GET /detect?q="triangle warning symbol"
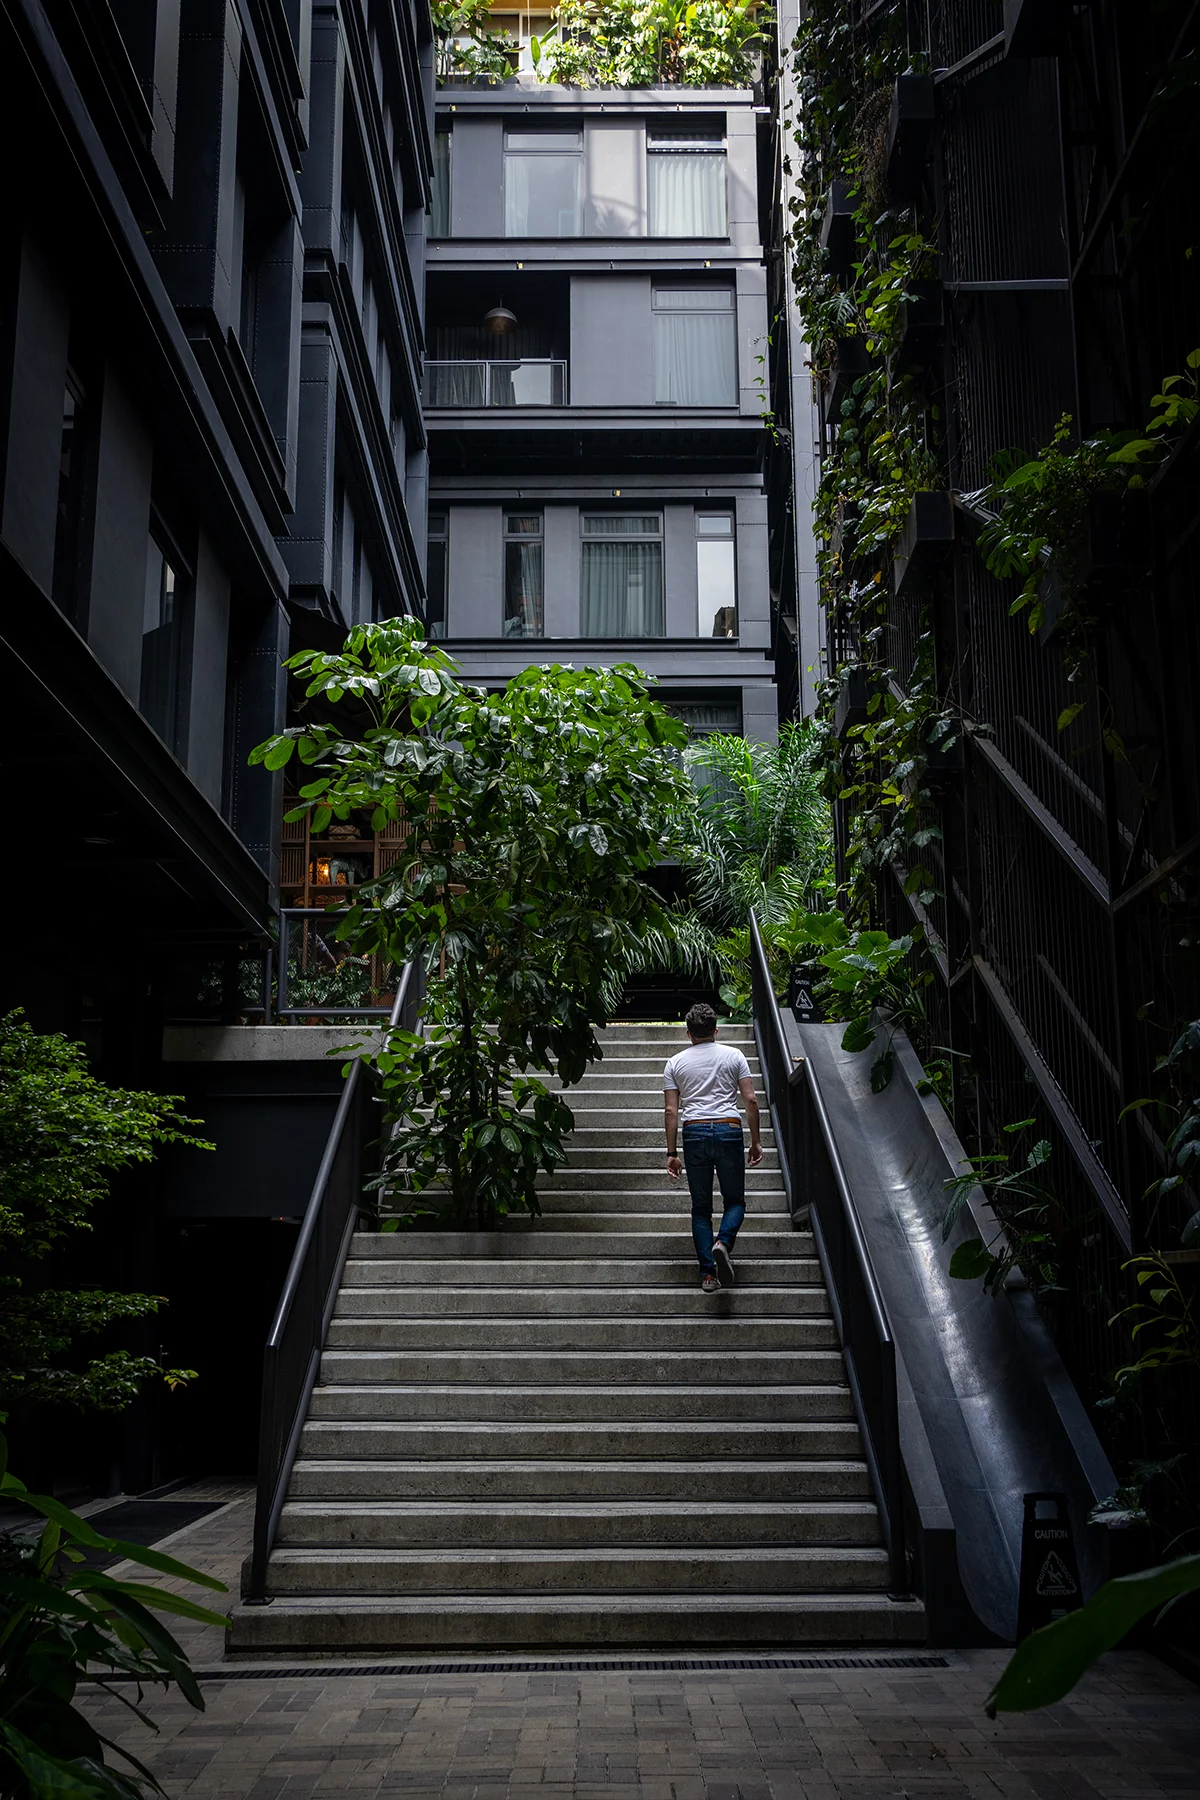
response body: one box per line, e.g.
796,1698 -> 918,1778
1035,1550 -> 1079,1598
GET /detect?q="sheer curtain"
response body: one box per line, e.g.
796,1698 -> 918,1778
581,541 -> 664,638
648,153 -> 726,236
653,309 -> 737,405
504,541 -> 544,636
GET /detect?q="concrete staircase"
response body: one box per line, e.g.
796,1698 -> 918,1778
231,1023 -> 924,1650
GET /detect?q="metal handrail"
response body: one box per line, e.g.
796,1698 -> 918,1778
245,961 -> 419,1603
747,912 -> 908,1598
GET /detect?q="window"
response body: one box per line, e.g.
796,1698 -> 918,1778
504,513 -> 544,638
581,514 -> 663,639
696,512 -> 737,637
504,129 -> 582,238
53,367 -> 89,619
648,125 -> 727,236
431,131 -> 451,236
140,534 -> 185,752
652,287 -> 737,406
666,698 -> 743,737
427,512 -> 448,638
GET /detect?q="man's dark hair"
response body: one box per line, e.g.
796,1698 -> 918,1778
685,1002 -> 718,1040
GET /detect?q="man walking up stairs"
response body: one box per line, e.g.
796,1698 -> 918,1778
231,1021 -> 924,1651
664,1001 -> 762,1292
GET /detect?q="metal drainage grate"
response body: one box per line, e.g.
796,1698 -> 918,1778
89,1653 -> 948,1682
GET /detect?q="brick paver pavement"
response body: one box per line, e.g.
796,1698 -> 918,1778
75,1485 -> 1200,1800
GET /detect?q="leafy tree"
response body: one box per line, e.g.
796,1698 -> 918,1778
432,0 -> 515,83
0,1430 -> 226,1798
681,723 -> 833,931
251,620 -> 689,1227
0,1014 -> 209,1415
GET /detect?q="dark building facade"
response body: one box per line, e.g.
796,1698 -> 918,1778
802,0 -> 1200,1514
423,73 -> 782,742
1,0 -> 433,1486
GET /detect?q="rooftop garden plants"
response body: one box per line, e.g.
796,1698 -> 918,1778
434,0 -> 768,86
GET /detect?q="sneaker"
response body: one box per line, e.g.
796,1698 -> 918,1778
713,1241 -> 735,1286
701,1274 -> 721,1293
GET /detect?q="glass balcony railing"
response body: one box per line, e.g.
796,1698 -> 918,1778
425,359 -> 568,408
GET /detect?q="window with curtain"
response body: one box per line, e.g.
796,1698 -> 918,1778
696,511 -> 737,637
427,511 -> 448,639
647,126 -> 727,236
504,513 -> 544,637
581,514 -> 664,639
431,132 -> 451,235
504,130 -> 582,237
652,287 -> 737,406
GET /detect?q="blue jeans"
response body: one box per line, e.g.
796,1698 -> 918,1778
682,1120 -> 746,1275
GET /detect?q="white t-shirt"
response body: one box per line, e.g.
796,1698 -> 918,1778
663,1040 -> 753,1125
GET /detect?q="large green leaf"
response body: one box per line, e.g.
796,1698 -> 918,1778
986,1554 -> 1200,1715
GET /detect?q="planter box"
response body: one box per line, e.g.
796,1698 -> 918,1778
822,337 -> 871,424
818,180 -> 859,278
1005,0 -> 1065,56
834,666 -> 870,738
893,492 -> 955,598
885,74 -> 936,203
891,279 -> 944,375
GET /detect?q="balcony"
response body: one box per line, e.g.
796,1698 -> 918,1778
425,358 -> 569,408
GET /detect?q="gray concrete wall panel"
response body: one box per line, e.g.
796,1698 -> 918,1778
570,276 -> 652,406
451,119 -> 503,239
585,120 -> 645,238
736,263 -> 768,416
0,238 -> 69,596
86,365 -> 154,702
542,502 -> 578,637
448,504 -> 502,634
663,504 -> 696,638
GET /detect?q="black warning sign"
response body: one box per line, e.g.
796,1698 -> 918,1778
1017,1492 -> 1084,1639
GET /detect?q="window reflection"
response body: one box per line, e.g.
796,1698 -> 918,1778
696,512 -> 737,637
504,512 -> 544,637
505,129 -> 582,237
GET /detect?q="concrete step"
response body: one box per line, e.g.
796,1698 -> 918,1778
556,1146 -> 780,1167
318,1347 -> 846,1385
516,1214 -> 790,1238
532,1191 -> 785,1216
533,1168 -> 786,1191
263,1544 -> 888,1595
347,1230 -> 806,1259
298,1419 -> 865,1460
275,1499 -> 883,1550
332,1283 -> 829,1316
550,1075 -> 764,1095
342,1257 -> 818,1289
574,1058 -> 764,1077
306,1383 -> 856,1423
555,1089 -> 766,1108
324,1316 -> 836,1352
229,1592 -> 925,1651
286,1458 -> 872,1502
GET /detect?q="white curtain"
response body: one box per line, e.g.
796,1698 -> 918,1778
653,310 -> 737,405
581,542 -> 664,638
648,153 -> 726,237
